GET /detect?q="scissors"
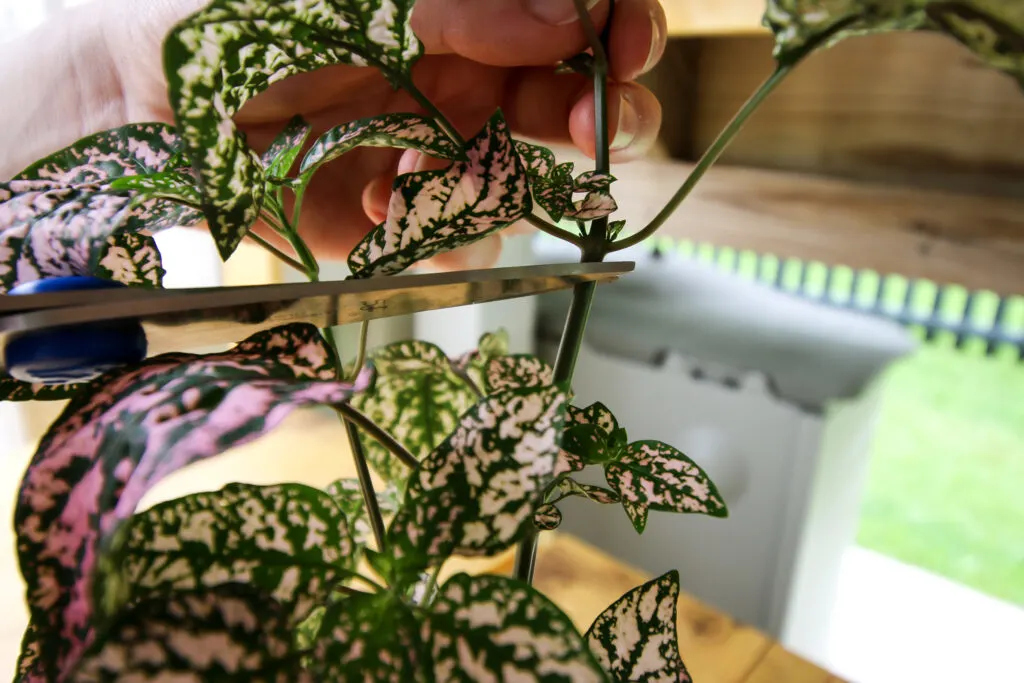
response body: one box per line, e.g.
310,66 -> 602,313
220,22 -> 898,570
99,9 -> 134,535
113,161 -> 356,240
0,261 -> 633,385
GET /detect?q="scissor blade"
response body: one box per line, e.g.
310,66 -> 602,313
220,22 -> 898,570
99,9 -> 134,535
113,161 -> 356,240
0,262 -> 632,359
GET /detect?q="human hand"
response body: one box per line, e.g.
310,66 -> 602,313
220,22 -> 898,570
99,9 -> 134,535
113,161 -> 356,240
101,0 -> 667,269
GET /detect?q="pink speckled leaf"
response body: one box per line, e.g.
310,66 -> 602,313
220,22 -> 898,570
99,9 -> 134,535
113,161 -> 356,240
301,113 -> 461,177
428,573 -> 610,683
585,571 -> 691,682
574,171 -> 616,193
515,140 -> 558,178
453,329 -> 510,392
605,441 -> 728,534
164,0 -> 422,260
105,482 -> 357,627
13,323 -> 371,681
386,385 -> 568,586
558,402 -> 628,473
532,162 -> 576,223
74,585 -> 306,682
533,503 -> 563,531
483,354 -> 554,393
348,111 -> 532,277
565,190 -> 618,221
0,373 -> 80,402
94,232 -> 166,289
263,115 -> 313,180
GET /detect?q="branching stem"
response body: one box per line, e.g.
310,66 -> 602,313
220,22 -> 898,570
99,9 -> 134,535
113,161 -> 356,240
344,418 -> 388,551
246,232 -> 305,274
334,402 -> 420,471
526,214 -> 583,247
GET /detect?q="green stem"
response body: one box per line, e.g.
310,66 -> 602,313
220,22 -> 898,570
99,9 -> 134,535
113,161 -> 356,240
285,229 -> 320,282
400,77 -> 465,147
344,418 -> 388,551
527,214 -> 584,248
245,232 -> 305,274
607,65 -> 793,252
347,321 -> 369,383
335,402 -> 420,471
291,182 -> 308,230
514,0 -> 612,585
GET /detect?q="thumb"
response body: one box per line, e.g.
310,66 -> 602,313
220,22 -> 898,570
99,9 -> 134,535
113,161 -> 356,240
411,0 -> 609,66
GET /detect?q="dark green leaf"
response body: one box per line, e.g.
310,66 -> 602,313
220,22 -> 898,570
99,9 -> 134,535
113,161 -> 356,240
387,385 -> 569,585
608,219 -> 627,241
74,585 -> 303,682
606,441 -> 728,534
561,402 -> 628,468
325,477 -> 403,548
164,0 -> 422,259
349,340 -> 478,484
14,323 -> 371,678
301,113 -> 462,177
765,1 -> 1024,86
484,354 -> 554,393
348,111 -> 532,277
94,232 -> 166,289
263,116 -> 312,180
428,573 -> 610,683
109,483 -> 356,624
0,373 -> 80,402
311,592 -> 429,682
585,571 -> 691,682
534,503 -> 563,531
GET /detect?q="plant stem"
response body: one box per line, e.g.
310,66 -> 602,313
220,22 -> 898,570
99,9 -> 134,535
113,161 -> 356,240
246,232 -> 306,274
344,418 -> 388,551
335,402 -> 420,471
347,321 -> 369,383
400,77 -> 465,147
514,0 -> 613,585
291,182 -> 307,230
608,64 -> 792,252
526,214 -> 584,247
285,227 -> 320,281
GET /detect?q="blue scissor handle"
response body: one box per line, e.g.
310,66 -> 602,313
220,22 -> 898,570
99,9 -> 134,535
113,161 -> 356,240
5,276 -> 147,385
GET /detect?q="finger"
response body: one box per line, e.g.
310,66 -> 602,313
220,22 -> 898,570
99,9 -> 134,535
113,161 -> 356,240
608,0 -> 668,82
412,0 -> 611,66
419,235 -> 504,272
569,82 -> 662,161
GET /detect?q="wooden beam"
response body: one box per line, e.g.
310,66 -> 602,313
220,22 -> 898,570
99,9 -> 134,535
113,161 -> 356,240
662,0 -> 767,37
555,149 -> 1024,295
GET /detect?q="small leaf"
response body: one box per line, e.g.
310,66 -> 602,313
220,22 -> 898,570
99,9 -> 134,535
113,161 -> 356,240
534,504 -> 563,531
484,354 -> 554,393
453,329 -> 511,392
0,373 -> 80,402
74,585 -> 303,682
574,171 -> 616,193
348,111 -> 532,277
585,571 -> 691,682
301,113 -> 462,177
325,477 -> 403,549
554,478 -> 620,505
428,573 -> 610,683
95,232 -> 166,289
387,385 -> 568,585
608,219 -> 627,241
349,340 -> 478,484
765,1 -> 1024,86
110,482 -> 356,624
515,140 -> 558,178
533,162 -> 576,222
107,170 -> 204,209
606,441 -> 728,534
14,323 -> 372,678
561,402 -> 628,467
565,190 -> 618,221
165,0 -> 422,259
311,592 -> 428,682
263,115 -> 313,180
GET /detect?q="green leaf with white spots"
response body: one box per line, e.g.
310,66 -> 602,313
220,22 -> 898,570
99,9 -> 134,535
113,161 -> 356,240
605,441 -> 728,534
428,573 -> 610,683
453,329 -> 511,392
348,111 -> 532,277
106,483 -> 356,625
94,232 -> 165,289
300,113 -> 462,177
561,402 -> 629,468
311,592 -> 429,682
263,116 -> 313,181
387,385 -> 569,585
585,571 -> 691,682
164,0 -> 423,260
0,373 -> 80,402
349,340 -> 478,484
483,354 -> 554,393
73,585 -> 303,682
765,1 -> 1023,86
325,477 -> 403,548
534,504 -> 563,531
107,170 -> 204,209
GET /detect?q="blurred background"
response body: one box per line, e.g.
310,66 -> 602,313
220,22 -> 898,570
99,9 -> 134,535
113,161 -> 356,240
2,2 -> 1022,682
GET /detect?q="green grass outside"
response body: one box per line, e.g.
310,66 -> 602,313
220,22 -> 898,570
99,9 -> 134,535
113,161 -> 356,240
649,237 -> 1024,605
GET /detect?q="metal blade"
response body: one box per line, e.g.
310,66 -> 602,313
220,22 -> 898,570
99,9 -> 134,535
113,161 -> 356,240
0,262 -> 632,359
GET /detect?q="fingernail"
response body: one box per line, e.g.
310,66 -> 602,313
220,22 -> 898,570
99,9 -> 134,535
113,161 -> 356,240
611,92 -> 639,151
526,0 -> 601,26
642,11 -> 664,74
